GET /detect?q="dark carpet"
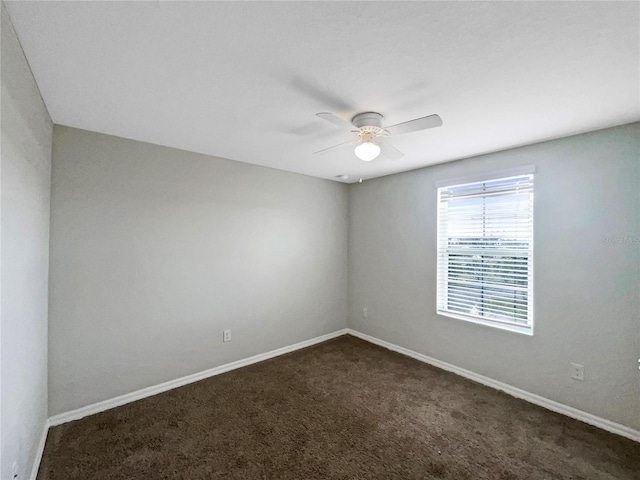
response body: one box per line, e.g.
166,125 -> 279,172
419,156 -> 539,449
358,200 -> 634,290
38,335 -> 640,479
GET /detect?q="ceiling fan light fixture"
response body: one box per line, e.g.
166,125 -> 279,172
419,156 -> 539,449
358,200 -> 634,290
315,110 -> 441,161
354,141 -> 381,161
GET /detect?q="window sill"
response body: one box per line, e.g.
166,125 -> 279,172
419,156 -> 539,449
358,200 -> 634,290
437,309 -> 533,336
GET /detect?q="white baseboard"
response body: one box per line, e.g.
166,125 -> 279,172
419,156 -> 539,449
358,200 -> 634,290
29,419 -> 50,480
49,329 -> 348,427
346,328 -> 640,443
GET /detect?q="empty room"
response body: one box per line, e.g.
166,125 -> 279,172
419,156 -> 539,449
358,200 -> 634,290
2,1 -> 639,479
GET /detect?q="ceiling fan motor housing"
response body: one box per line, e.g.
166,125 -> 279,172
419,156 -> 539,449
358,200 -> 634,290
352,112 -> 384,129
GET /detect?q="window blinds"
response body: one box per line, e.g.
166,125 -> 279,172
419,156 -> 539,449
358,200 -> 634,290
437,174 -> 534,332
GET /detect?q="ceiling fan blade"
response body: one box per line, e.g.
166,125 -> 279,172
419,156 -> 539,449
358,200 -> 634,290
385,114 -> 442,136
313,141 -> 353,156
379,141 -> 405,160
316,112 -> 353,130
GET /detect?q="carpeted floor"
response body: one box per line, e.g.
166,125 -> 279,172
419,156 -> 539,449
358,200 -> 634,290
38,335 -> 640,479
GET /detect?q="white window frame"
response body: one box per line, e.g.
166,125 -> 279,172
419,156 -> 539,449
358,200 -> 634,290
436,167 -> 535,335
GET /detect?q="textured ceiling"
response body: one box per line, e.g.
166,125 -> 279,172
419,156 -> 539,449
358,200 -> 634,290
5,1 -> 639,183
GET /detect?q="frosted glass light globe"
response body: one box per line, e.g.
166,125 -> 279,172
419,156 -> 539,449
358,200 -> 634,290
354,141 -> 381,161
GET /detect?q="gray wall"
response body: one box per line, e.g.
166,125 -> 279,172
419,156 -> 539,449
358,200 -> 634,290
49,126 -> 348,415
1,3 -> 53,478
349,123 -> 640,430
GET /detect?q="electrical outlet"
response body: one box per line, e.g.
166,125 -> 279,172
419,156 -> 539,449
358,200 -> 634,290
223,329 -> 231,343
571,362 -> 584,381
362,308 -> 368,318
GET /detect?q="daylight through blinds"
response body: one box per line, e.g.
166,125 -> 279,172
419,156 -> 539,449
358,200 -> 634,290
437,174 -> 534,331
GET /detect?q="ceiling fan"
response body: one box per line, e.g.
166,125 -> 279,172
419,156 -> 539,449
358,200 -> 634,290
314,111 -> 442,161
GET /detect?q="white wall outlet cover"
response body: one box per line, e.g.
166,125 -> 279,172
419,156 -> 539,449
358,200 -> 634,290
571,362 -> 584,381
362,308 -> 368,318
223,329 -> 231,343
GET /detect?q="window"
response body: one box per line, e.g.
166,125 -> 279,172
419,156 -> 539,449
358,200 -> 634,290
436,171 -> 534,334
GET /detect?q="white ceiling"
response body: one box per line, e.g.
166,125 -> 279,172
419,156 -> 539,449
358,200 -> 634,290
5,1 -> 639,183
